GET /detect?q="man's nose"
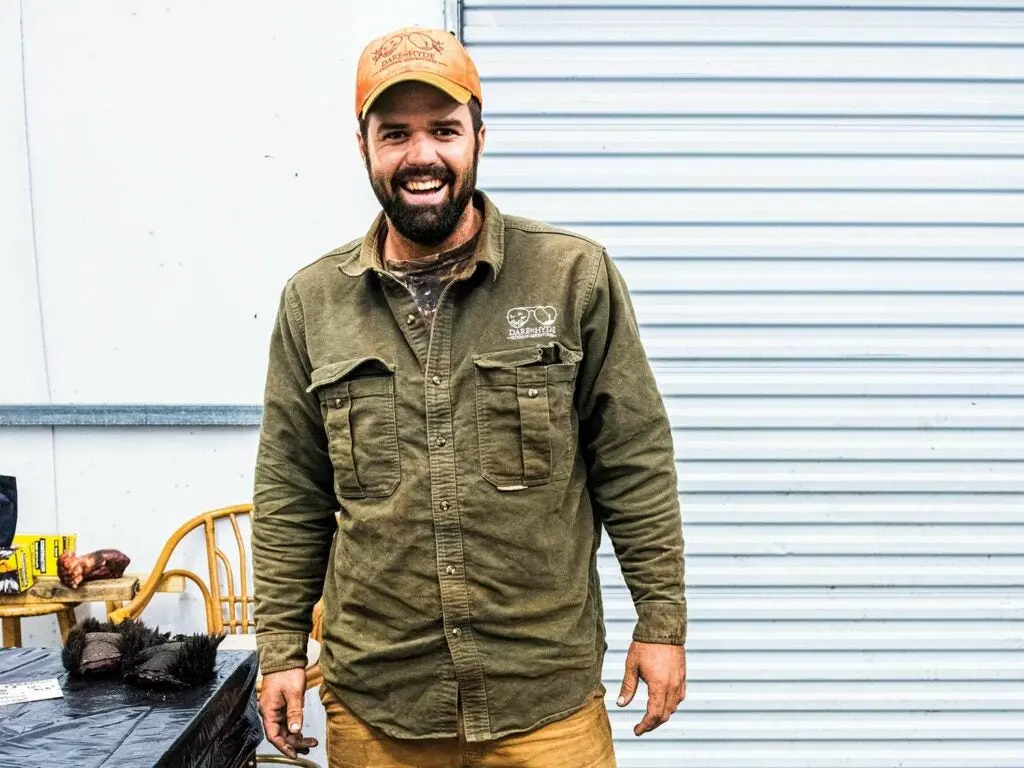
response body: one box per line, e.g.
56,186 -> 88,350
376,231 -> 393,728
404,132 -> 439,167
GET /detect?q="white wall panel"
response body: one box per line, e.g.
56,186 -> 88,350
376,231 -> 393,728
674,493 -> 1024,524
482,80 -> 1024,118
465,7 -> 1024,45
0,428 -> 56,530
578,224 -> 1024,250
484,155 -> 1024,189
617,259 -> 1024,291
492,190 -> 1022,223
469,0 -> 1024,5
20,0 -> 441,404
483,119 -> 1024,156
473,45 -> 1024,79
465,1 -> 1024,765
637,294 -> 1024,325
0,1 -> 47,404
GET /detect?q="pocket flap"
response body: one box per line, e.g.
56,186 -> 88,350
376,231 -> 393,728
473,347 -> 545,370
307,357 -> 395,394
473,342 -> 582,370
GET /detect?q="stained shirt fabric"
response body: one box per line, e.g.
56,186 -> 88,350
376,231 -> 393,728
383,228 -> 480,328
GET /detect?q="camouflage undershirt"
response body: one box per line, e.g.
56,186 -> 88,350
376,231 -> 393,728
383,229 -> 481,328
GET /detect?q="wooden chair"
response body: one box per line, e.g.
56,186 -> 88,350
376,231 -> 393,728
108,503 -> 324,767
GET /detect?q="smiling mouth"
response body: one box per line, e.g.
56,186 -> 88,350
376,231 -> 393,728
399,178 -> 448,200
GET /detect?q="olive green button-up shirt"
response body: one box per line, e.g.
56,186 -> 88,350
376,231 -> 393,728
252,192 -> 686,742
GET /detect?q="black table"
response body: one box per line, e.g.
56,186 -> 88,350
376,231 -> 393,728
0,646 -> 261,768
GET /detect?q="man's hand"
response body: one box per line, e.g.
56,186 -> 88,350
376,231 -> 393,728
616,641 -> 687,736
259,668 -> 319,758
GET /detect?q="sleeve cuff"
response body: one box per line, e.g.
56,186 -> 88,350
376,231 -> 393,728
256,631 -> 310,674
633,601 -> 687,645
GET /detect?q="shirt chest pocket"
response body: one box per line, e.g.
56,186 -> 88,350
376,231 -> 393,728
307,357 -> 401,499
473,342 -> 582,491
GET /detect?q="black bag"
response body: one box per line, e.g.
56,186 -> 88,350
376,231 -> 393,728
0,475 -> 16,549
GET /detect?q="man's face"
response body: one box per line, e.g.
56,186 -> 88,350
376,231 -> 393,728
359,82 -> 484,247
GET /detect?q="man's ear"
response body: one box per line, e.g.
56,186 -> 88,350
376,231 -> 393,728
476,124 -> 487,158
357,130 -> 368,167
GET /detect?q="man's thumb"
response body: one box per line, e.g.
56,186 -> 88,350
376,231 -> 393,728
617,653 -> 640,707
286,687 -> 305,733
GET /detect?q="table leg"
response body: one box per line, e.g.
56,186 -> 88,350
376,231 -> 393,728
56,606 -> 78,642
2,616 -> 22,648
106,600 -> 123,618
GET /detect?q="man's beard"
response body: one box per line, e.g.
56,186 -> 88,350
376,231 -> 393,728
369,154 -> 478,248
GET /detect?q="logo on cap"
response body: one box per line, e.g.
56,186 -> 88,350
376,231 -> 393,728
372,30 -> 447,71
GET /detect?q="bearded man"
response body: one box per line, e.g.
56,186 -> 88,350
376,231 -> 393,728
252,26 -> 687,768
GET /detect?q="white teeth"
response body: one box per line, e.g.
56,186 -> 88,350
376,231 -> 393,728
404,180 -> 443,192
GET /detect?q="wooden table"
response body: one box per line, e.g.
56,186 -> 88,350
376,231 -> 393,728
0,576 -> 140,647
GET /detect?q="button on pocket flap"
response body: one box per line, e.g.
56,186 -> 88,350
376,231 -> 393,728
307,357 -> 396,398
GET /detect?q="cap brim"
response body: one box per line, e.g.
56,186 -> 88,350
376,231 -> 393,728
360,72 -> 473,119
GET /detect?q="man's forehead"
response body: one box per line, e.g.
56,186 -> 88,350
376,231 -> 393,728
369,82 -> 467,123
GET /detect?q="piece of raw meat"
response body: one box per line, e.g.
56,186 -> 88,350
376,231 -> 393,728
57,548 -> 131,588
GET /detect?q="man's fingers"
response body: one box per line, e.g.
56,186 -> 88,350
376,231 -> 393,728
669,674 -> 685,710
284,733 -> 319,754
260,687 -> 290,757
285,688 -> 305,734
263,705 -> 297,759
635,683 -> 670,736
264,717 -> 297,759
617,650 -> 641,706
634,709 -> 666,737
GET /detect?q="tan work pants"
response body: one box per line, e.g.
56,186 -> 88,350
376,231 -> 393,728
321,687 -> 617,768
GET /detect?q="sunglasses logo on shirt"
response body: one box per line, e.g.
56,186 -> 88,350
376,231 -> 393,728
507,306 -> 558,340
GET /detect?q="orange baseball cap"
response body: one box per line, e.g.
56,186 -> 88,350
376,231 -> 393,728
355,26 -> 482,119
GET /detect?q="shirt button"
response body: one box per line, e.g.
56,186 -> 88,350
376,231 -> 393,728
445,565 -> 457,576
406,314 -> 416,325
334,398 -> 341,407
431,375 -> 441,386
451,628 -> 462,637
440,500 -> 450,511
436,436 -> 447,447
528,388 -> 539,398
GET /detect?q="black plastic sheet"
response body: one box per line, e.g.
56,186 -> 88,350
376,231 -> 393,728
0,475 -> 16,548
0,646 -> 261,768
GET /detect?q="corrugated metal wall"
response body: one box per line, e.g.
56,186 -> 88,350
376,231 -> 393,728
463,2 -> 1024,766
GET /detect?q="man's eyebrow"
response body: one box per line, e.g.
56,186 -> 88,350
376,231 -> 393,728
375,118 -> 463,133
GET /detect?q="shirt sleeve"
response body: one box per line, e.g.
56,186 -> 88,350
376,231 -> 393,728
576,250 -> 687,645
252,282 -> 338,673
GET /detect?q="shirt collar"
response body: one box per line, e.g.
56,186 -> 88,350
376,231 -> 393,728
341,191 -> 504,282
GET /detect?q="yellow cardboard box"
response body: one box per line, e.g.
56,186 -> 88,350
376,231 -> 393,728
0,546 -> 35,593
12,533 -> 77,577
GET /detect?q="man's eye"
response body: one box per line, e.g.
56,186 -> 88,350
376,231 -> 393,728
383,131 -> 406,141
434,128 -> 456,137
